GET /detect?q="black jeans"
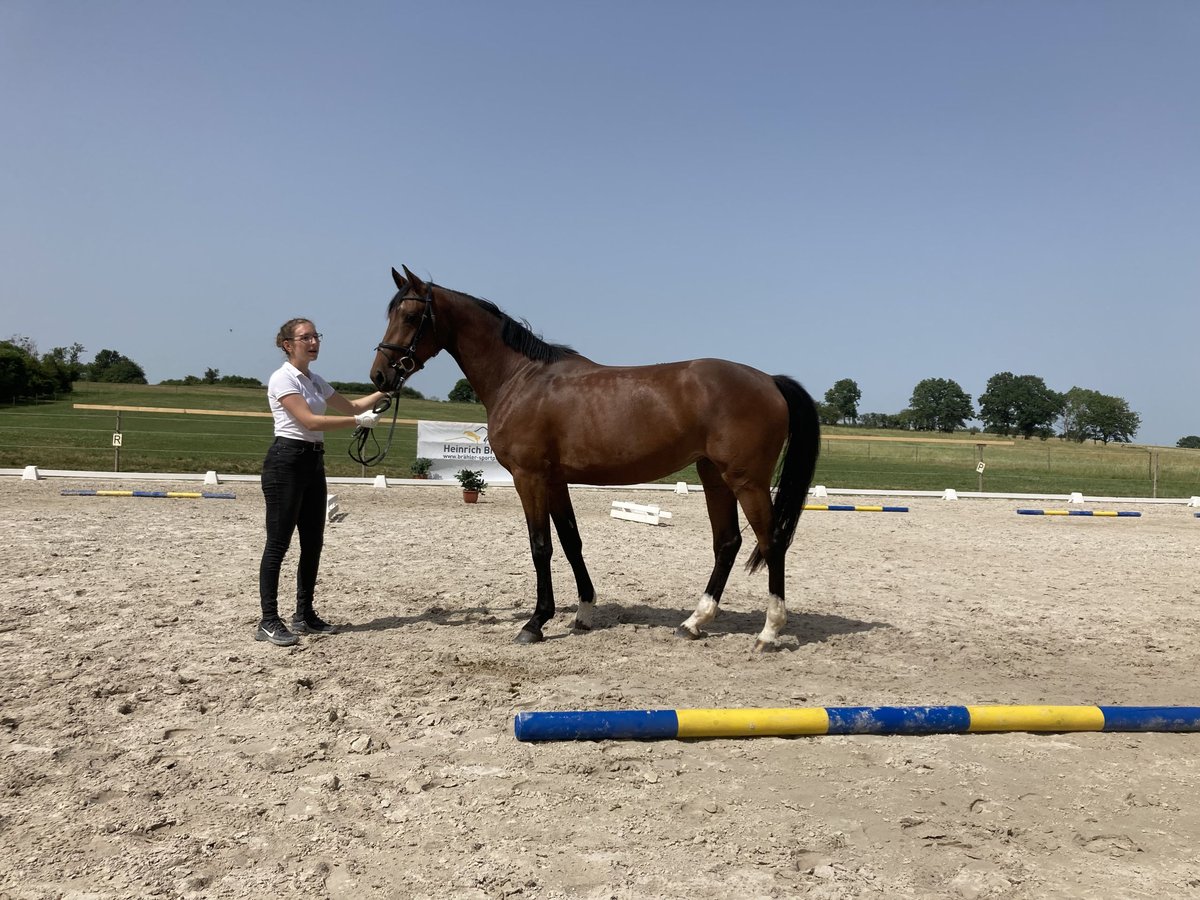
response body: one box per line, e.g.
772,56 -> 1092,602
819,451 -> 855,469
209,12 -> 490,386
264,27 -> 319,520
259,439 -> 327,619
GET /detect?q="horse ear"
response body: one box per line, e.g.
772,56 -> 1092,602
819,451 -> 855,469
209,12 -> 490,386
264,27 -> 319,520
392,267 -> 406,290
402,265 -> 426,291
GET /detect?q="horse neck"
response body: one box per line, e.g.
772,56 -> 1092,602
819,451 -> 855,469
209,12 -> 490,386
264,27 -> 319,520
435,290 -> 528,408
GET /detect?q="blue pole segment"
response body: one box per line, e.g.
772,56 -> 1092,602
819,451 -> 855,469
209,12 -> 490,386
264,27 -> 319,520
514,709 -> 678,741
1099,706 -> 1200,731
825,705 -> 971,734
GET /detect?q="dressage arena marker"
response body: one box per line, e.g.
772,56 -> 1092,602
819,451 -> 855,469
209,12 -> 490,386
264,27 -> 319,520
610,500 -> 672,526
1016,509 -> 1141,517
60,489 -> 236,500
513,705 -> 1200,742
804,504 -> 909,513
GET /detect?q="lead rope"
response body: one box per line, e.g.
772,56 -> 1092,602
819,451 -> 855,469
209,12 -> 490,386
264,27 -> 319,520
348,391 -> 402,466
352,288 -> 434,466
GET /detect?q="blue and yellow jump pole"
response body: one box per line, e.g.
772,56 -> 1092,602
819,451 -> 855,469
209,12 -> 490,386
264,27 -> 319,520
804,504 -> 908,512
1016,509 -> 1140,517
513,706 -> 1200,741
60,489 -> 236,499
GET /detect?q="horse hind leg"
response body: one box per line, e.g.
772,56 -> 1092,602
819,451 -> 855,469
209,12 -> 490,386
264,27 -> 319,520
737,486 -> 788,652
677,460 -> 741,640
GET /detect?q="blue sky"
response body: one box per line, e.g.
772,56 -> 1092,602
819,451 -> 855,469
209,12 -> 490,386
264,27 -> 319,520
2,1 -> 1197,445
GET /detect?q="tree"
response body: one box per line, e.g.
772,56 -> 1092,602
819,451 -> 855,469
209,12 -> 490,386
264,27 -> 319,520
45,343 -> 86,386
1,338 -> 65,398
907,378 -> 974,433
1177,436 -> 1200,450
823,378 -> 862,424
859,412 -> 907,430
1059,387 -> 1097,442
1086,393 -> 1141,444
448,378 -> 478,403
0,343 -> 36,400
978,372 -> 1062,439
88,349 -> 147,384
1060,387 -> 1140,444
203,368 -> 220,384
815,401 -> 841,426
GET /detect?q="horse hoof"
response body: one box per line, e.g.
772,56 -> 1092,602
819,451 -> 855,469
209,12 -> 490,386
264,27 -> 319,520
752,639 -> 782,653
674,625 -> 705,641
515,628 -> 544,645
570,620 -> 592,634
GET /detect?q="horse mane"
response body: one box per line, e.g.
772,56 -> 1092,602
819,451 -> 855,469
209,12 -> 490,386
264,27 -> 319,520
391,277 -> 578,364
452,288 -> 578,364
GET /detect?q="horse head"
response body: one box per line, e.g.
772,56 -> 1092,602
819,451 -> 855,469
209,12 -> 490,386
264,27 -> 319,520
371,265 -> 440,391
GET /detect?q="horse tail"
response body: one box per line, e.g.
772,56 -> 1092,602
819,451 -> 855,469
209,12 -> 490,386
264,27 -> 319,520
747,375 -> 821,574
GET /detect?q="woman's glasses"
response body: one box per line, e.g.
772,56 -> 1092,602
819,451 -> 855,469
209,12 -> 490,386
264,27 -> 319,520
290,333 -> 323,344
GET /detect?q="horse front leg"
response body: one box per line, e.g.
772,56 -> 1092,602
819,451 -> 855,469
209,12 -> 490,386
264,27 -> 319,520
514,476 -> 555,645
547,483 -> 597,633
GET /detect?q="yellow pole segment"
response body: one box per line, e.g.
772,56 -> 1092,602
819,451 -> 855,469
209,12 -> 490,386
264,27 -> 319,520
676,707 -> 830,737
967,705 -> 1105,732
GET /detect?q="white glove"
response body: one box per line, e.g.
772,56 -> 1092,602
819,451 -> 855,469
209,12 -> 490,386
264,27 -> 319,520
354,410 -> 381,429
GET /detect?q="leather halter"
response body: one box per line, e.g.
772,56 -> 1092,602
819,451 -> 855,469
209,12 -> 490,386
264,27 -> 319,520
375,284 -> 436,389
350,285 -> 436,466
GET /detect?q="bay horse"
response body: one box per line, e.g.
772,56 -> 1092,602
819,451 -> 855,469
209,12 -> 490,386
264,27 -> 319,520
371,266 -> 820,651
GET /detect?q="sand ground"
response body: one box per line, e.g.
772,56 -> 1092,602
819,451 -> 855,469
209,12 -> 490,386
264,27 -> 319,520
2,477 -> 1199,899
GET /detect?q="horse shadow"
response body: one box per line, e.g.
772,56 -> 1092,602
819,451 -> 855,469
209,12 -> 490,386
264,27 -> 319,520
586,601 -> 888,647
338,595 -> 886,647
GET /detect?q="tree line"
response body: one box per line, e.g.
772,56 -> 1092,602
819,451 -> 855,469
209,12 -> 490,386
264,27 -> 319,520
821,373 -> 1192,447
0,336 -> 428,401
0,338 -> 127,397
4,336 -> 1195,447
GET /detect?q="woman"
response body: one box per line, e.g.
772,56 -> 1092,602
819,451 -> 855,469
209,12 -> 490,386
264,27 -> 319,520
257,317 -> 387,647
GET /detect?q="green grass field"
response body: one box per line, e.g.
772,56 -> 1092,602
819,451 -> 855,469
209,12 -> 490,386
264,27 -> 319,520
2,382 -> 1199,496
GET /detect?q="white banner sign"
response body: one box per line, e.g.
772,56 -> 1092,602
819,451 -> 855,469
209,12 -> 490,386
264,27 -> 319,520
416,420 -> 513,484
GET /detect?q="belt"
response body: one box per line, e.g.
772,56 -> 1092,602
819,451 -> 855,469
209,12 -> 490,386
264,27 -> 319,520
275,436 -> 324,452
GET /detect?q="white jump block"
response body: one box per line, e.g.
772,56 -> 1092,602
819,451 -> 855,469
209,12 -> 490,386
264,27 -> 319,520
326,494 -> 340,523
1069,492 -> 1085,504
373,474 -> 388,489
942,488 -> 958,501
21,465 -> 41,481
674,481 -> 689,494
611,500 -> 673,526
811,484 -> 828,498
1189,497 -> 1200,508
204,470 -> 220,485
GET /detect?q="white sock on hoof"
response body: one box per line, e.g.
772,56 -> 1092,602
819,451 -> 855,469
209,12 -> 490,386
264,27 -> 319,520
574,601 -> 595,629
680,593 -> 718,635
755,594 -> 787,646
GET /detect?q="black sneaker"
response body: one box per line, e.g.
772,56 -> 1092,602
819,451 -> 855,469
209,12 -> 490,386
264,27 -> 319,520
255,617 -> 300,646
291,611 -> 338,635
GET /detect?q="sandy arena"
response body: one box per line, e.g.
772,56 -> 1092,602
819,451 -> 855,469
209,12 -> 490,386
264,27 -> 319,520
2,477 -> 1199,899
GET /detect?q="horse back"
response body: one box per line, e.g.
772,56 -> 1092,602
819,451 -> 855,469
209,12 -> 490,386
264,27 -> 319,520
487,357 -> 790,483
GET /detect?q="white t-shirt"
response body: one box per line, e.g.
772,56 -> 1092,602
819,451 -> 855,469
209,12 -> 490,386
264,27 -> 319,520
268,362 -> 335,441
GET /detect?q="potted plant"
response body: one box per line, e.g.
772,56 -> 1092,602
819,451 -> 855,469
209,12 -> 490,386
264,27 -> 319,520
410,457 -> 433,479
454,469 -> 487,503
